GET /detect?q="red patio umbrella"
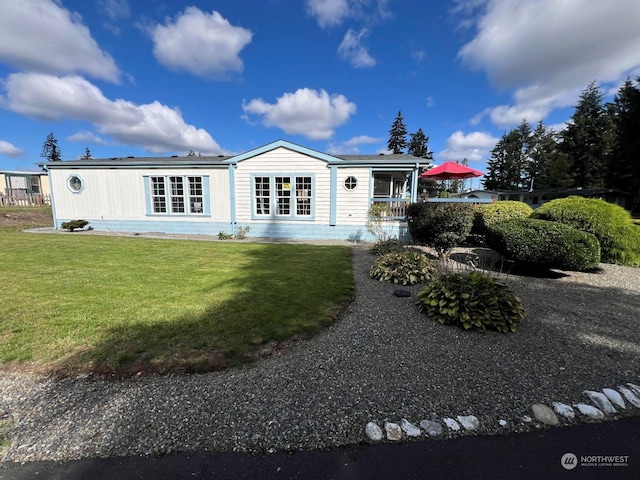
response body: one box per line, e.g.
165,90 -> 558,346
418,161 -> 484,180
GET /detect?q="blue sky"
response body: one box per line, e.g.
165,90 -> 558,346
1,0 -> 639,188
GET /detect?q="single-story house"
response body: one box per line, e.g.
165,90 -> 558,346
456,187 -> 636,211
1,170 -> 51,206
41,140 -> 431,241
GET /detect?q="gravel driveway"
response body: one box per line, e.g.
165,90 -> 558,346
1,244 -> 639,462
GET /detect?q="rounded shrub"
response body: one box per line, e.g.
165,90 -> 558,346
486,217 -> 600,271
473,201 -> 533,235
370,251 -> 438,285
530,196 -> 640,266
416,271 -> 525,333
370,238 -> 404,256
406,203 -> 474,258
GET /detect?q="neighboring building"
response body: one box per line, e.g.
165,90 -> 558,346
41,140 -> 430,240
456,188 -> 635,211
0,170 -> 51,205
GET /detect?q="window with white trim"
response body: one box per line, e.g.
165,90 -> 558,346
148,175 -> 208,215
253,175 -> 314,219
344,176 -> 358,190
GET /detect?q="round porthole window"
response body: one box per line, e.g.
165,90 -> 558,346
344,176 -> 358,190
68,175 -> 83,192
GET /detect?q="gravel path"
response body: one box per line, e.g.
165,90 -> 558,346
1,244 -> 640,462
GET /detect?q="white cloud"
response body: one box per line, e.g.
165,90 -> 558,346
242,88 -> 357,140
437,131 -> 498,162
1,73 -> 226,154
149,7 -> 252,80
306,0 -> 351,28
327,135 -> 382,154
459,0 -> 640,128
97,0 -> 131,20
0,140 -> 23,158
0,0 -> 121,82
67,131 -> 108,145
306,0 -> 392,28
338,29 -> 376,68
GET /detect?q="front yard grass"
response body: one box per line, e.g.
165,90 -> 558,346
0,228 -> 354,376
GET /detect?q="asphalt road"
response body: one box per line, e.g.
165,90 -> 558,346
1,416 -> 639,480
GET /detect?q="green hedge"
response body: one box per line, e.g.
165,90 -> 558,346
406,203 -> 474,258
486,217 -> 600,271
530,196 -> 640,266
473,201 -> 533,235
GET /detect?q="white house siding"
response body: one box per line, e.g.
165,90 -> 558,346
234,147 -> 331,226
49,167 -> 230,233
336,168 -> 371,225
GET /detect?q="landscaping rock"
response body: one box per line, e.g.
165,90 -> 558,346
583,390 -> 616,414
457,415 -> 480,431
419,420 -> 442,436
498,420 -> 508,427
400,419 -> 421,437
602,388 -> 626,409
552,402 -> 575,419
385,422 -> 402,441
393,290 -> 411,297
365,422 -> 383,442
618,386 -> 640,408
443,418 -> 460,431
531,404 -> 559,425
574,403 -> 604,419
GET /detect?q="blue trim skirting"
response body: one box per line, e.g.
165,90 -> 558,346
56,218 -> 410,242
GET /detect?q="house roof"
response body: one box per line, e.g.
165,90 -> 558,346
40,139 -> 430,170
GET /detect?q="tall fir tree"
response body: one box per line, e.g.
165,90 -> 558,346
387,110 -> 408,154
483,120 -> 532,190
40,132 -> 61,162
528,122 -> 572,189
407,128 -> 433,159
560,81 -> 613,189
607,78 -> 640,212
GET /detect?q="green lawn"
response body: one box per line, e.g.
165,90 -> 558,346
0,225 -> 354,375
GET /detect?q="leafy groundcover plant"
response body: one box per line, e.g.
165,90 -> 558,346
370,251 -> 438,285
416,271 -> 525,333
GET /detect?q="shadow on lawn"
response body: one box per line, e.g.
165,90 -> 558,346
50,242 -> 354,378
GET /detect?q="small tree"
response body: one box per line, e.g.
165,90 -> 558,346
407,203 -> 474,259
366,203 -> 392,242
80,147 -> 92,160
387,110 -> 408,154
40,132 -> 61,162
187,149 -> 197,157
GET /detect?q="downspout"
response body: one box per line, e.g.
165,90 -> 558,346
229,164 -> 237,235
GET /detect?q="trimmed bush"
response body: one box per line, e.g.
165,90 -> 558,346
370,238 -> 404,256
406,203 -> 474,258
530,196 -> 640,266
370,251 -> 438,285
486,217 -> 600,271
61,220 -> 89,232
473,201 -> 533,235
416,271 -> 525,333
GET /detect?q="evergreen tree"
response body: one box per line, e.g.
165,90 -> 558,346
607,78 -> 640,212
560,81 -> 613,188
529,123 -> 572,189
187,149 -> 197,157
483,120 -> 532,190
387,110 -> 408,154
40,132 -> 61,162
80,147 -> 92,160
407,128 -> 433,159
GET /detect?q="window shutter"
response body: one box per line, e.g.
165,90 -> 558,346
143,176 -> 152,215
202,176 -> 211,215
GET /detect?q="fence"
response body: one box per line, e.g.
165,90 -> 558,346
0,193 -> 51,207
